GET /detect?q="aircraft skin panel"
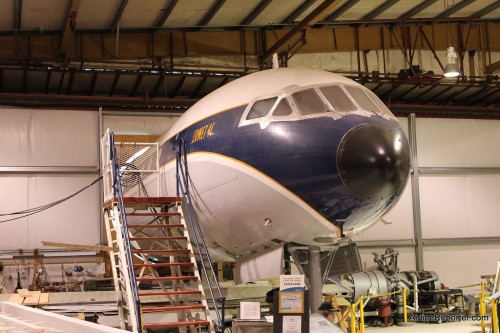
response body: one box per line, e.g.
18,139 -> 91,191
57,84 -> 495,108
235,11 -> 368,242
162,153 -> 341,256
153,68 -> 410,257
159,68 -> 362,142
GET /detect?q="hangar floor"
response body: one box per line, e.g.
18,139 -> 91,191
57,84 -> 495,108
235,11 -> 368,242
366,320 -> 491,333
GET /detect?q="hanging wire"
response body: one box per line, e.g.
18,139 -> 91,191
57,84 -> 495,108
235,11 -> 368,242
0,176 -> 102,223
445,0 -> 456,47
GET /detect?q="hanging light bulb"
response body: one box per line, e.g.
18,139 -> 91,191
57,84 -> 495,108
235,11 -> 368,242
444,46 -> 459,78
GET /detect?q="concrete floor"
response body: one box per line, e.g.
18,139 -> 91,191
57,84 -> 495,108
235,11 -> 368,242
364,320 -> 494,333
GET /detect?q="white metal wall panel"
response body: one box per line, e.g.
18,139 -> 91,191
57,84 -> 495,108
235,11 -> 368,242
0,108 -> 99,252
27,175 -> 100,249
420,175 -> 500,238
0,109 -> 30,166
30,110 -> 98,166
416,118 -> 500,167
0,176 -> 30,249
103,115 -> 179,136
423,245 -> 500,290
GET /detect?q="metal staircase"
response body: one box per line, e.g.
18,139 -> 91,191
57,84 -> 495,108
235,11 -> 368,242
101,130 -> 225,333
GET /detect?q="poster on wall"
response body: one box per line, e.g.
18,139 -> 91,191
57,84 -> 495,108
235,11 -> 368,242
279,292 -> 304,314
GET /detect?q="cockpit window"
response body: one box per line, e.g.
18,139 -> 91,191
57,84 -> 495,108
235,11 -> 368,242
292,89 -> 328,115
320,85 -> 357,112
345,86 -> 381,114
246,97 -> 278,120
273,99 -> 293,117
366,90 -> 391,115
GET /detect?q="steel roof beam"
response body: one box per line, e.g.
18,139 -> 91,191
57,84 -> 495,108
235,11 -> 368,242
435,0 -> 475,18
198,0 -> 226,27
485,60 -> 500,74
472,1 -> 500,18
241,0 -> 272,25
363,0 -> 399,20
130,74 -> 143,97
155,0 -> 179,29
88,72 -> 98,96
110,0 -> 129,30
323,0 -> 360,21
169,76 -> 185,98
60,0 -> 81,58
407,85 -> 436,103
109,71 -> 121,96
191,76 -> 207,98
152,73 -> 165,97
260,0 -> 342,65
424,85 -> 454,104
399,0 -> 437,19
14,0 -> 22,30
282,0 -> 317,24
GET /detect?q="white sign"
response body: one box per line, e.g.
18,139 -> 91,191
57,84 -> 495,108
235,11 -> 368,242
283,316 -> 301,333
239,302 -> 261,320
280,274 -> 305,292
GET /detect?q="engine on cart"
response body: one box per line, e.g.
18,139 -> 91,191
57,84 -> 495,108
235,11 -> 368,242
332,248 -> 464,326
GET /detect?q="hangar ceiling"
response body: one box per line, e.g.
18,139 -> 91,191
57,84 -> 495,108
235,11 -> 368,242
1,0 -> 500,116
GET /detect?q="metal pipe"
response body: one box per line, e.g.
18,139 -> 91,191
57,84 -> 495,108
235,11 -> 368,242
409,113 -> 424,270
0,166 -> 98,174
308,246 -> 323,314
410,273 -> 419,312
419,167 -> 500,175
416,277 -> 438,285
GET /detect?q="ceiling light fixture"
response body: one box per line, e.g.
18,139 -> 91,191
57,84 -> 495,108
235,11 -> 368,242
443,0 -> 459,78
444,46 -> 459,78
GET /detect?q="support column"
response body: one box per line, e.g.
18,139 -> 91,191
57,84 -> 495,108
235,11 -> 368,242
408,113 -> 424,270
308,246 -> 322,314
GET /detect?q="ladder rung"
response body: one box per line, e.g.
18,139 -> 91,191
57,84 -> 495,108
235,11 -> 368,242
138,290 -> 202,297
127,224 -> 184,229
131,249 -> 190,254
126,212 -> 181,217
129,236 -> 187,241
144,320 -> 210,328
134,262 -> 193,268
119,197 -> 182,204
142,304 -> 205,312
136,276 -> 198,282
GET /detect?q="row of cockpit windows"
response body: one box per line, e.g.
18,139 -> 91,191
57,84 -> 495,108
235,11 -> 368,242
245,84 -> 390,121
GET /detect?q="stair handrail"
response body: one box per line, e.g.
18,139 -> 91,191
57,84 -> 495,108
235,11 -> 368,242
176,139 -> 226,333
109,131 -> 144,333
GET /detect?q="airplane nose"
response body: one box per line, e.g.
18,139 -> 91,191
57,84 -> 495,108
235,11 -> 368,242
337,123 -> 410,201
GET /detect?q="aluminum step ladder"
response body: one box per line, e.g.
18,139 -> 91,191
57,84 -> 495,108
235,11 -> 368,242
103,196 -> 215,333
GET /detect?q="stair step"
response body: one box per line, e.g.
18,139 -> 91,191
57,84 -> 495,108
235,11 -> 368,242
138,290 -> 202,297
126,212 -> 181,217
144,320 -> 210,328
134,262 -> 193,268
119,197 -> 182,205
136,276 -> 198,282
131,249 -> 190,254
127,224 -> 184,229
129,236 -> 187,241
142,304 -> 205,312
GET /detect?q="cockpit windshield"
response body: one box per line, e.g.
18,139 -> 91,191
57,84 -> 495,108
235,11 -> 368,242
344,86 -> 382,115
366,89 -> 391,115
240,83 -> 393,128
246,97 -> 278,120
292,88 -> 328,115
320,85 -> 357,112
273,99 -> 293,116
